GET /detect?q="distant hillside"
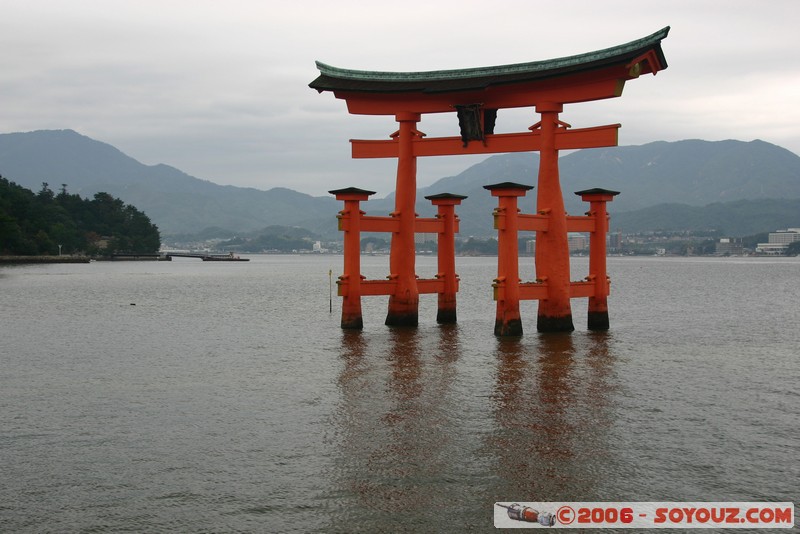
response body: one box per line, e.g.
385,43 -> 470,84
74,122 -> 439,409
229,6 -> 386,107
0,177 -> 160,255
563,139 -> 800,208
393,140 -> 800,236
0,130 -> 339,235
611,198 -> 800,236
1,130 -> 798,237
367,140 -> 800,236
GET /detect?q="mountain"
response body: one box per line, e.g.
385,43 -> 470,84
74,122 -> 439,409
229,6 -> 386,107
1,130 -> 798,237
0,130 -> 339,235
561,139 -> 800,208
363,140 -> 800,236
365,152 -> 543,235
611,198 -> 800,236
401,140 -> 800,236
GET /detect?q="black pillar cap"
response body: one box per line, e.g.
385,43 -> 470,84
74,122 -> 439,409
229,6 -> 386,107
328,187 -> 377,196
483,182 -> 534,191
574,188 -> 620,196
424,192 -> 468,201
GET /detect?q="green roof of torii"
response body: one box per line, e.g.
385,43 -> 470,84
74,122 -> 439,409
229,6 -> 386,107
310,27 -> 669,94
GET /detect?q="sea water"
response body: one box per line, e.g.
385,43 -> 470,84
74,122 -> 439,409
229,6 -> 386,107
1,255 -> 798,532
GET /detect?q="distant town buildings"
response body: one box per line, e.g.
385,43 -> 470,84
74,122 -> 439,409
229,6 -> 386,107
608,231 -> 622,253
715,237 -> 744,256
160,227 -> 799,257
415,233 -> 436,245
756,228 -> 800,255
525,239 -> 535,255
568,233 -> 589,253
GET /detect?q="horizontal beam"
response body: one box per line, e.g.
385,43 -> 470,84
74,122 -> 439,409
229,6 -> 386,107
489,213 -> 595,233
415,218 -> 443,234
356,279 -> 396,296
519,214 -> 550,232
417,278 -> 445,294
338,277 -> 446,297
566,215 -> 596,233
345,216 -> 459,234
569,280 -> 596,298
359,216 -> 399,233
494,280 -> 603,301
351,124 -> 619,159
518,282 -> 549,301
339,74 -> 628,115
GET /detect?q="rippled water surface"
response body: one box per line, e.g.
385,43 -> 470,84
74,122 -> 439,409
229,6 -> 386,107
1,255 -> 798,532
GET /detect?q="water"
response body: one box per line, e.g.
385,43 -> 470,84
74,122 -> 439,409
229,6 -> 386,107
1,255 -> 798,532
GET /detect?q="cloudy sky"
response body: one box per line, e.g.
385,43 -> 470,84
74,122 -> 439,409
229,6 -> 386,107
2,0 -> 799,196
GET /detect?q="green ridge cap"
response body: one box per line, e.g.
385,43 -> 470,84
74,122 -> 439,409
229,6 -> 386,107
314,27 -> 669,83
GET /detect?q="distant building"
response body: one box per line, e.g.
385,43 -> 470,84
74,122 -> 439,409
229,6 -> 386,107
415,233 -> 436,245
608,231 -> 622,252
568,233 -> 588,253
525,239 -> 536,255
716,237 -> 744,256
756,243 -> 787,255
768,229 -> 800,244
756,228 -> 800,255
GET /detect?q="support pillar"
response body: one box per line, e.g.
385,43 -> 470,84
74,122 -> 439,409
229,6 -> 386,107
576,188 -> 619,330
485,182 -> 533,336
534,103 -> 574,332
425,193 -> 467,324
330,187 -> 375,329
386,112 -> 422,326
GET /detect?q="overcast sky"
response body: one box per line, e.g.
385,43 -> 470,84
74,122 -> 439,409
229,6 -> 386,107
2,0 -> 799,196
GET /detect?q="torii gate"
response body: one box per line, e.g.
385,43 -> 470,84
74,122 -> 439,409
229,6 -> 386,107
311,27 -> 669,332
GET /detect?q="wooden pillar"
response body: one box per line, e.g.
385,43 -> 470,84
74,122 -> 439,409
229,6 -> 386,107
576,188 -> 619,330
485,182 -> 533,336
534,103 -> 574,332
425,193 -> 467,324
386,112 -> 422,326
330,187 -> 375,329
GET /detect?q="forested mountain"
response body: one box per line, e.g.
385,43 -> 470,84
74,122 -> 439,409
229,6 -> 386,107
0,130 -> 339,236
369,140 -> 800,236
1,130 -> 798,238
611,198 -> 800,236
0,177 -> 160,255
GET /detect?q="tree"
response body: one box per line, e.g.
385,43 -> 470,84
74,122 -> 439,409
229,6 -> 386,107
361,236 -> 388,251
38,182 -> 54,202
457,237 -> 498,255
0,177 -> 160,255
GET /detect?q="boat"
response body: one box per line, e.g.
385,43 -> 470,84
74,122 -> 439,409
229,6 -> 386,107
201,252 -> 250,262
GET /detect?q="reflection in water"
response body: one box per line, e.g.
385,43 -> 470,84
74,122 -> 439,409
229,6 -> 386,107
585,331 -> 615,417
490,332 -> 615,501
364,327 -> 425,509
331,327 -> 618,529
534,333 -> 576,460
5,257 -> 798,531
330,326 -> 462,530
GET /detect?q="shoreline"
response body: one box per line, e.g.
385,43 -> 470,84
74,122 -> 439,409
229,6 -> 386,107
0,255 -> 91,264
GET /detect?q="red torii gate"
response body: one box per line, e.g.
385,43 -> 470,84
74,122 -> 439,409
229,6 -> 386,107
311,27 -> 669,332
